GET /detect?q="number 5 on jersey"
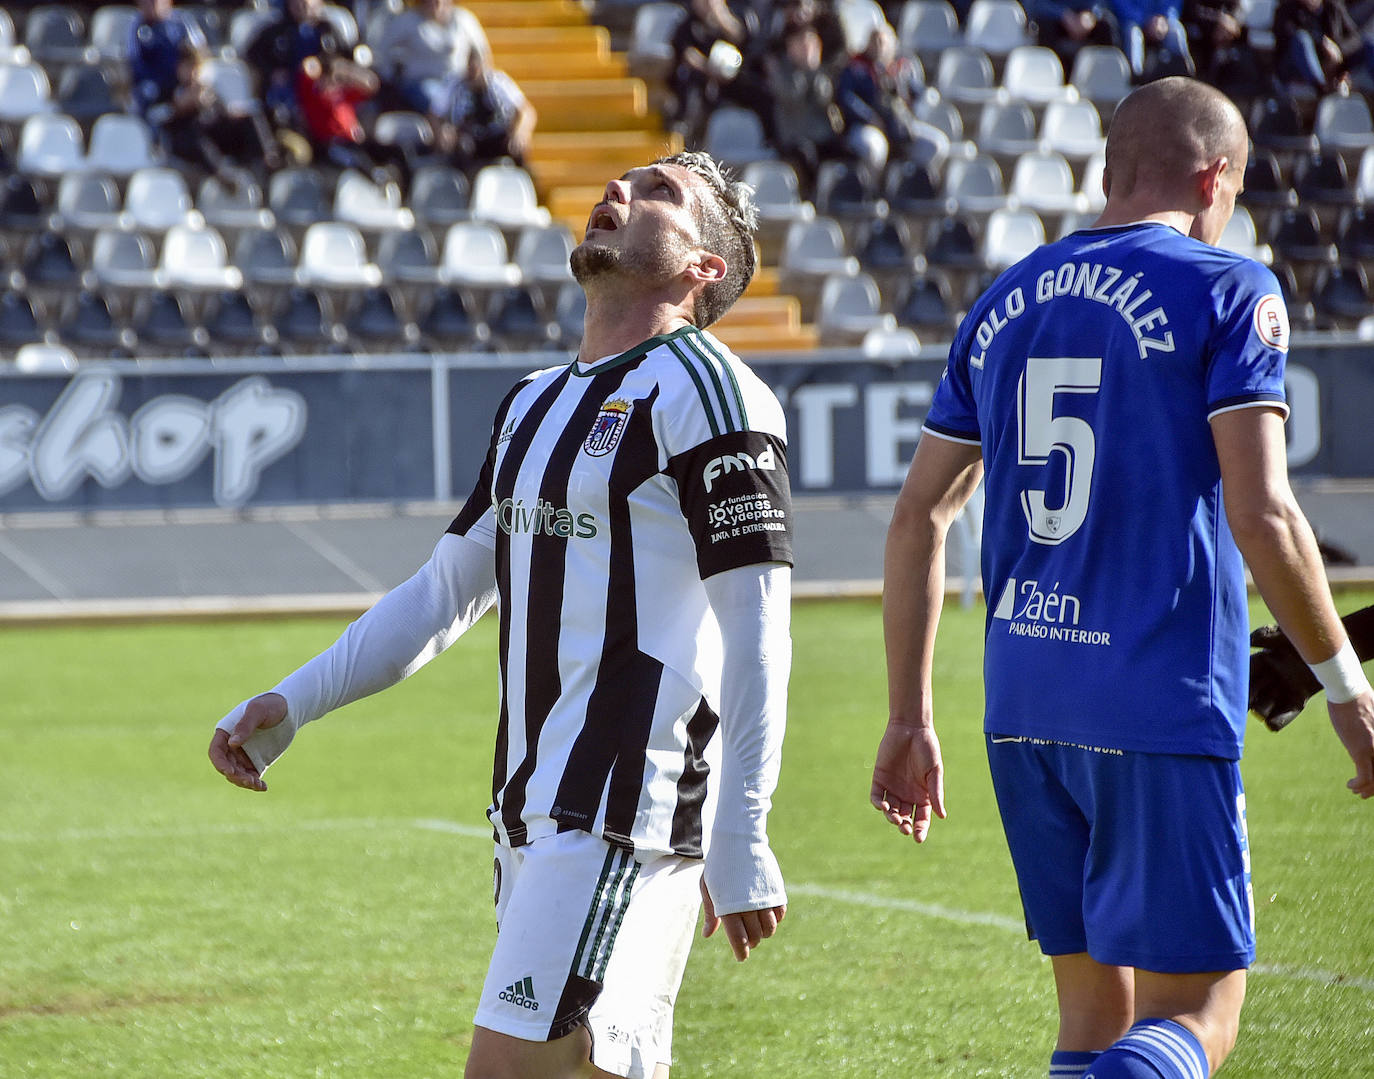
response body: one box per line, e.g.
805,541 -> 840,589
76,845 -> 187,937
1017,356 -> 1102,545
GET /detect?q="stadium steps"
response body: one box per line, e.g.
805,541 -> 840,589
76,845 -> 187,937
485,5 -> 820,353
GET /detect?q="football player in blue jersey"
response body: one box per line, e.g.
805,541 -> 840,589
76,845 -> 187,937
872,76 -> 1374,1079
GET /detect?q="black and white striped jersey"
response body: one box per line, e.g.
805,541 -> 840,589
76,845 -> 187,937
447,325 -> 793,859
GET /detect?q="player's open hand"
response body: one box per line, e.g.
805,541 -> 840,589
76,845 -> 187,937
1249,624 -> 1320,731
700,880 -> 785,962
1328,690 -> 1374,799
870,720 -> 945,842
207,692 -> 287,792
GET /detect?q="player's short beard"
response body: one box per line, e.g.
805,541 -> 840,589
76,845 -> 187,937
570,232 -> 687,289
569,241 -> 620,283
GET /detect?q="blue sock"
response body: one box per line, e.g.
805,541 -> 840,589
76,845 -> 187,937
1083,1019 -> 1209,1079
1051,1049 -> 1102,1077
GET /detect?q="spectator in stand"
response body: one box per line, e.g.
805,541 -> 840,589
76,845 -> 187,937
765,23 -> 847,188
1183,0 -> 1268,97
667,0 -> 754,141
760,0 -> 850,72
1272,0 -> 1366,94
129,0 -> 207,123
244,0 -> 348,130
447,47 -> 536,172
1026,0 -> 1123,70
375,0 -> 490,118
161,42 -> 283,180
295,53 -> 412,182
835,23 -> 922,173
1107,0 -> 1195,77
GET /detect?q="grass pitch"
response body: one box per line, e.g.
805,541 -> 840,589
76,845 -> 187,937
3,591 -> 1373,1077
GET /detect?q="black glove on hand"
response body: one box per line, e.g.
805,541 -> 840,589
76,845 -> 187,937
1249,624 -> 1320,732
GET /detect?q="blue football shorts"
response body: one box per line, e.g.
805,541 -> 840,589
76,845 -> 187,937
986,733 -> 1255,973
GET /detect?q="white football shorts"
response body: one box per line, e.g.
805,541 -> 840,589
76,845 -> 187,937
474,830 -> 703,1078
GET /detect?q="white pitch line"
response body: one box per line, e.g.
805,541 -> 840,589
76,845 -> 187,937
6,816 -> 1372,994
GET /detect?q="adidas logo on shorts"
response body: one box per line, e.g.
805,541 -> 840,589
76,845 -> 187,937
499,975 -> 539,1011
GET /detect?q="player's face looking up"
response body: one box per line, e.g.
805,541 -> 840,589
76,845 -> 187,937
571,165 -> 716,292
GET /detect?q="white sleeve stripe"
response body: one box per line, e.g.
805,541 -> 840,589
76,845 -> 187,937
921,425 -> 982,446
1207,399 -> 1290,421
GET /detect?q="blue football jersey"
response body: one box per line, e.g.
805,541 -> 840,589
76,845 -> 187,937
924,222 -> 1290,758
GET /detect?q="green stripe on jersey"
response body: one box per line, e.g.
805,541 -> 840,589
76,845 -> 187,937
592,862 -> 639,981
572,845 -> 620,975
684,330 -> 749,429
668,340 -> 724,438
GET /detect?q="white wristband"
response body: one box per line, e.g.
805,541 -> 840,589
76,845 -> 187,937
1310,641 -> 1372,704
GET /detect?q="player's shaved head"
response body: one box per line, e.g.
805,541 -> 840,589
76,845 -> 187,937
1103,77 -> 1247,201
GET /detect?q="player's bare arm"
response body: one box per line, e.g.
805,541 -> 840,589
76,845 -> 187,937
1212,407 -> 1374,797
873,433 -> 983,841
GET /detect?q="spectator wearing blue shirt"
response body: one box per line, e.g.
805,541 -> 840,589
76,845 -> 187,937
243,0 -> 346,130
1026,0 -> 1123,70
128,0 -> 206,123
1107,0 -> 1195,76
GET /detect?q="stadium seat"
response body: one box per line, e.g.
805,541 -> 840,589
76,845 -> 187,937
197,173 -> 274,232
55,64 -> 122,129
0,176 -> 49,244
1009,151 -> 1088,215
941,154 -> 1008,216
202,59 -> 257,117
1001,46 -> 1075,109
275,286 -> 344,352
296,222 -> 383,289
90,228 -> 159,292
1217,206 -> 1272,264
203,289 -> 269,352
124,167 -> 195,232
346,286 -> 419,351
815,272 -> 897,346
409,164 -> 471,229
814,160 -> 885,225
914,96 -> 972,155
228,7 -> 276,57
133,292 -> 208,355
742,160 -> 815,257
894,272 -> 958,336
157,222 -> 243,292
780,217 -> 860,280
22,231 -> 81,292
1069,46 -> 1132,117
1312,263 -> 1372,326
512,223 -> 576,291
835,0 -> 888,53
180,5 -> 225,50
17,112 -> 85,178
1040,99 -> 1105,161
854,216 -> 920,306
376,227 -> 441,287
1293,152 -> 1357,209
438,222 -> 522,294
0,62 -> 52,125
321,3 -> 359,47
704,106 -> 778,169
23,5 -> 88,68
234,227 -> 299,288
419,286 -> 488,350
470,163 -> 552,232
925,215 -> 984,272
1056,210 -> 1097,237
88,5 -> 139,65
1353,147 -> 1374,204
372,111 -> 438,175
269,167 -> 332,231
964,0 -> 1032,58
904,120 -> 953,169
935,46 -> 1001,116
897,0 -> 964,67
1268,206 -> 1336,264
861,325 -> 922,358
0,289 -> 43,349
981,207 -> 1045,270
627,2 -> 687,81
55,171 -> 127,233
1079,152 -> 1107,210
85,113 -> 158,177
488,285 -> 558,351
976,101 -> 1040,164
1335,207 -> 1374,264
63,289 -> 132,354
0,9 -> 25,64
1241,150 -> 1298,212
884,158 -> 949,220
334,169 -> 415,232
1250,96 -> 1317,156
550,281 -> 586,348
1314,92 -> 1374,155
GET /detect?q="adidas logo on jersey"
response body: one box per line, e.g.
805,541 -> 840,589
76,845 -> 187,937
702,445 -> 776,493
499,975 -> 539,1011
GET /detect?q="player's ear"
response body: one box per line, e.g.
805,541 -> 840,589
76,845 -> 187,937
686,251 -> 728,285
1197,156 -> 1228,208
